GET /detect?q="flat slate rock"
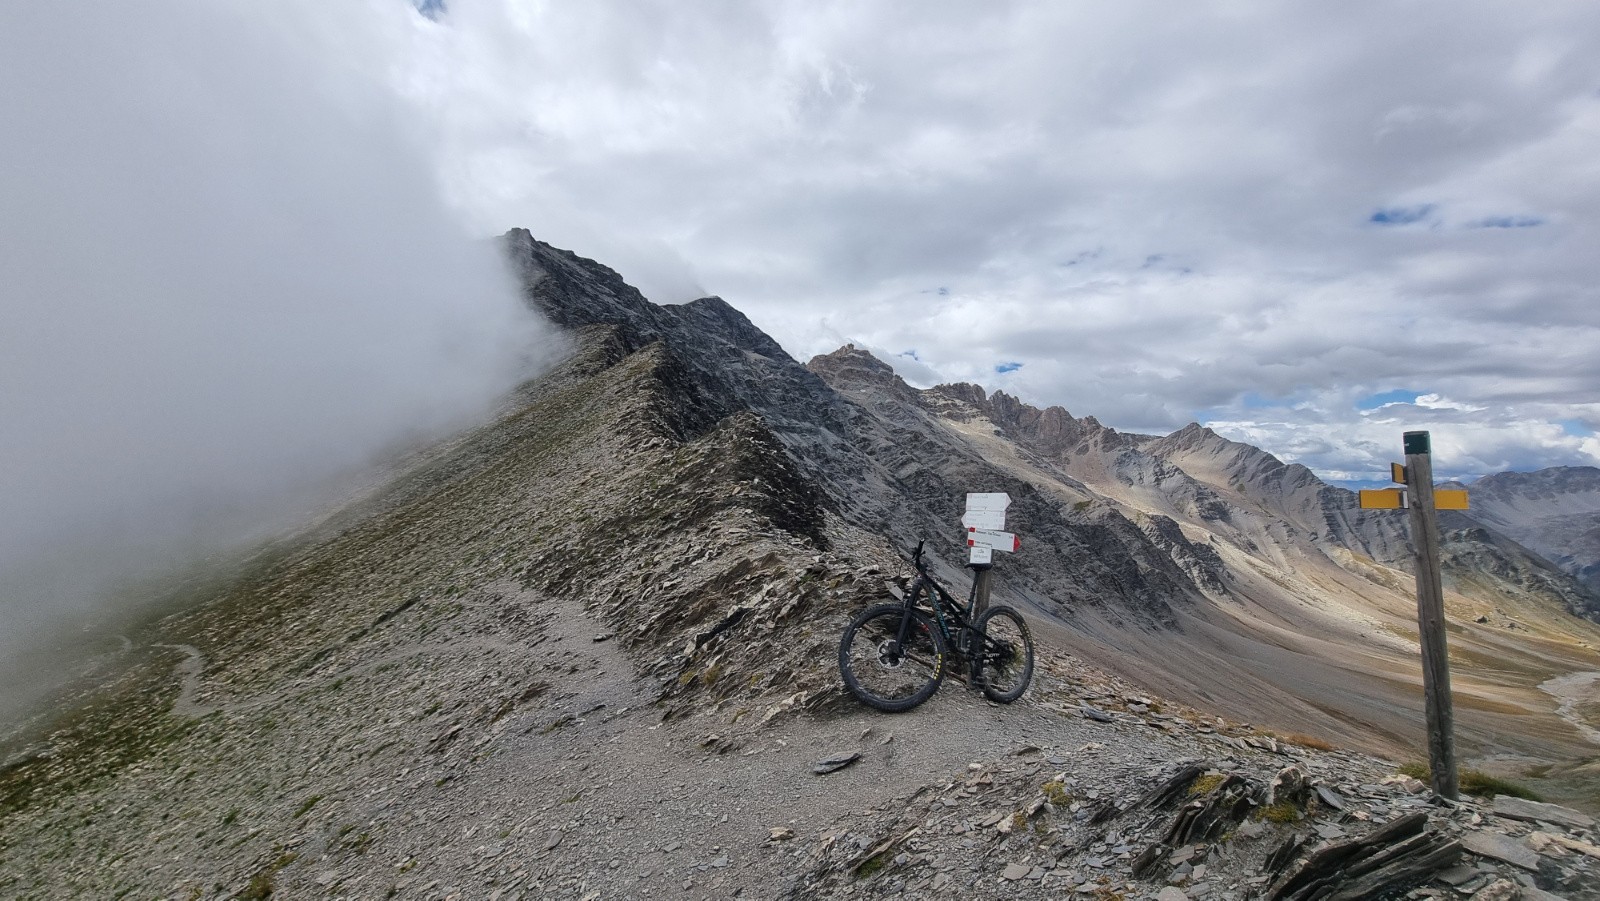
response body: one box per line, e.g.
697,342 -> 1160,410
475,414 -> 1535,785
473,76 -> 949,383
1433,863 -> 1479,886
812,752 -> 862,775
1460,831 -> 1540,871
1080,705 -> 1115,723
1491,795 -> 1596,830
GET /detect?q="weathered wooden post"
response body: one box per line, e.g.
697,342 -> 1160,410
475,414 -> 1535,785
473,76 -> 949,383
1402,430 -> 1459,800
1359,432 -> 1467,800
971,565 -> 993,618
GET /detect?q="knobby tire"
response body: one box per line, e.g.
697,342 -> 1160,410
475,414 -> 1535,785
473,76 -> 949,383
974,605 -> 1034,703
838,603 -> 947,712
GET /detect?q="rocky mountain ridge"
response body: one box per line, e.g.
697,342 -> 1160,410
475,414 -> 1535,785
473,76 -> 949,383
3,233 -> 1600,899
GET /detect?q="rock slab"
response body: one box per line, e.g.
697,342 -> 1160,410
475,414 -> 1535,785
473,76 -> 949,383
1491,795 -> 1596,830
1460,831 -> 1540,871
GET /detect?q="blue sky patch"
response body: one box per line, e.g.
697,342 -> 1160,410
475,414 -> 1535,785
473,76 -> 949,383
1471,215 -> 1544,229
1328,478 -> 1396,491
414,0 -> 446,20
1193,392 -> 1296,423
1558,418 -> 1596,437
899,349 -> 921,361
1370,204 -> 1435,225
1357,389 -> 1422,410
995,362 -> 1022,373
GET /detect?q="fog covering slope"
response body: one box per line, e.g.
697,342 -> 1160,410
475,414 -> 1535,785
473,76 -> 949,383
0,4 -> 552,717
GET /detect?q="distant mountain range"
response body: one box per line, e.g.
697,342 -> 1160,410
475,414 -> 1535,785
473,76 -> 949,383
6,234 -> 1600,898
1460,466 -> 1600,591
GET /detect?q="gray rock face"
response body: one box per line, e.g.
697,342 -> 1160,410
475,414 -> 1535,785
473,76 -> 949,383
1466,466 -> 1600,592
1438,523 -> 1600,621
503,239 -> 1211,630
1144,422 -> 1414,565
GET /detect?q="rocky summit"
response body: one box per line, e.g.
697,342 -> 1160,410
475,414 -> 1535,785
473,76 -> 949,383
2,234 -> 1599,899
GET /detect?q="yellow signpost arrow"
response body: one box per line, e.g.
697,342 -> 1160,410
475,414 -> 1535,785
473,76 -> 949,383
1358,488 -> 1407,509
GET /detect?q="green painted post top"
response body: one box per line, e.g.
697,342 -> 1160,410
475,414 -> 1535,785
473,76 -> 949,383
1404,431 -> 1432,456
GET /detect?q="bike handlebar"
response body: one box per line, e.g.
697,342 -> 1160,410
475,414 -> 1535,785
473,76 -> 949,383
909,537 -> 983,573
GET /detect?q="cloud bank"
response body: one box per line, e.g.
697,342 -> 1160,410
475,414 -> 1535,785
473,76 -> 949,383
0,1 -> 550,713
398,0 -> 1600,481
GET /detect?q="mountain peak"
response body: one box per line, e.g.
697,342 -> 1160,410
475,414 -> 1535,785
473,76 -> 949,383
500,228 -> 655,333
927,381 -> 988,406
1164,421 -> 1225,447
805,344 -> 902,387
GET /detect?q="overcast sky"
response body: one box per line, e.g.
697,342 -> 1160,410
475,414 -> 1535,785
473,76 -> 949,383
391,0 -> 1600,482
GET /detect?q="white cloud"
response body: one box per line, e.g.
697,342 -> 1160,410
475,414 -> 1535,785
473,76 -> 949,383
0,0 -> 553,708
371,1 -> 1600,480
1412,394 -> 1487,413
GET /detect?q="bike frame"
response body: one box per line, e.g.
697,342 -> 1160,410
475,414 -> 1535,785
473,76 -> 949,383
898,540 -> 988,676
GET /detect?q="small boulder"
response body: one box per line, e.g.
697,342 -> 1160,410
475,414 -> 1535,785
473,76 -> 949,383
1267,766 -> 1311,808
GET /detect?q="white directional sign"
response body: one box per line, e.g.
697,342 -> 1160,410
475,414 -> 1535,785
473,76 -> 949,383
961,493 -> 1011,530
966,528 -> 1020,552
963,493 -> 1013,564
961,510 -> 1006,530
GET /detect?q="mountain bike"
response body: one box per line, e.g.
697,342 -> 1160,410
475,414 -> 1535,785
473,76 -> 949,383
838,539 -> 1035,712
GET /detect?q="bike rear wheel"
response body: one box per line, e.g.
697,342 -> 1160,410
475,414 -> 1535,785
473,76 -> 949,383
974,605 -> 1034,703
838,603 -> 947,712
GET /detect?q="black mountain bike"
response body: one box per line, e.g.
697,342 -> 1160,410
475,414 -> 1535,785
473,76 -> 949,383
838,539 -> 1035,712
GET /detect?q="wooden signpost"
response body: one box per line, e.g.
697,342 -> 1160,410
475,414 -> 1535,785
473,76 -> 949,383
1358,430 -> 1466,800
962,493 -> 1018,613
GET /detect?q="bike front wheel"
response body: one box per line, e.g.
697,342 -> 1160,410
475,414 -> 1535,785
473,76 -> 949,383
838,604 -> 948,712
974,605 -> 1034,703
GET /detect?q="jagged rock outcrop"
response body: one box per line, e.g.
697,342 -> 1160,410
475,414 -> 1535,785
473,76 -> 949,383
506,229 -> 842,457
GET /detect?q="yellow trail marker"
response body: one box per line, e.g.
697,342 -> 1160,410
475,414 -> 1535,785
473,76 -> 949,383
1391,462 -> 1407,484
1359,488 -> 1407,509
1434,489 -> 1470,510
